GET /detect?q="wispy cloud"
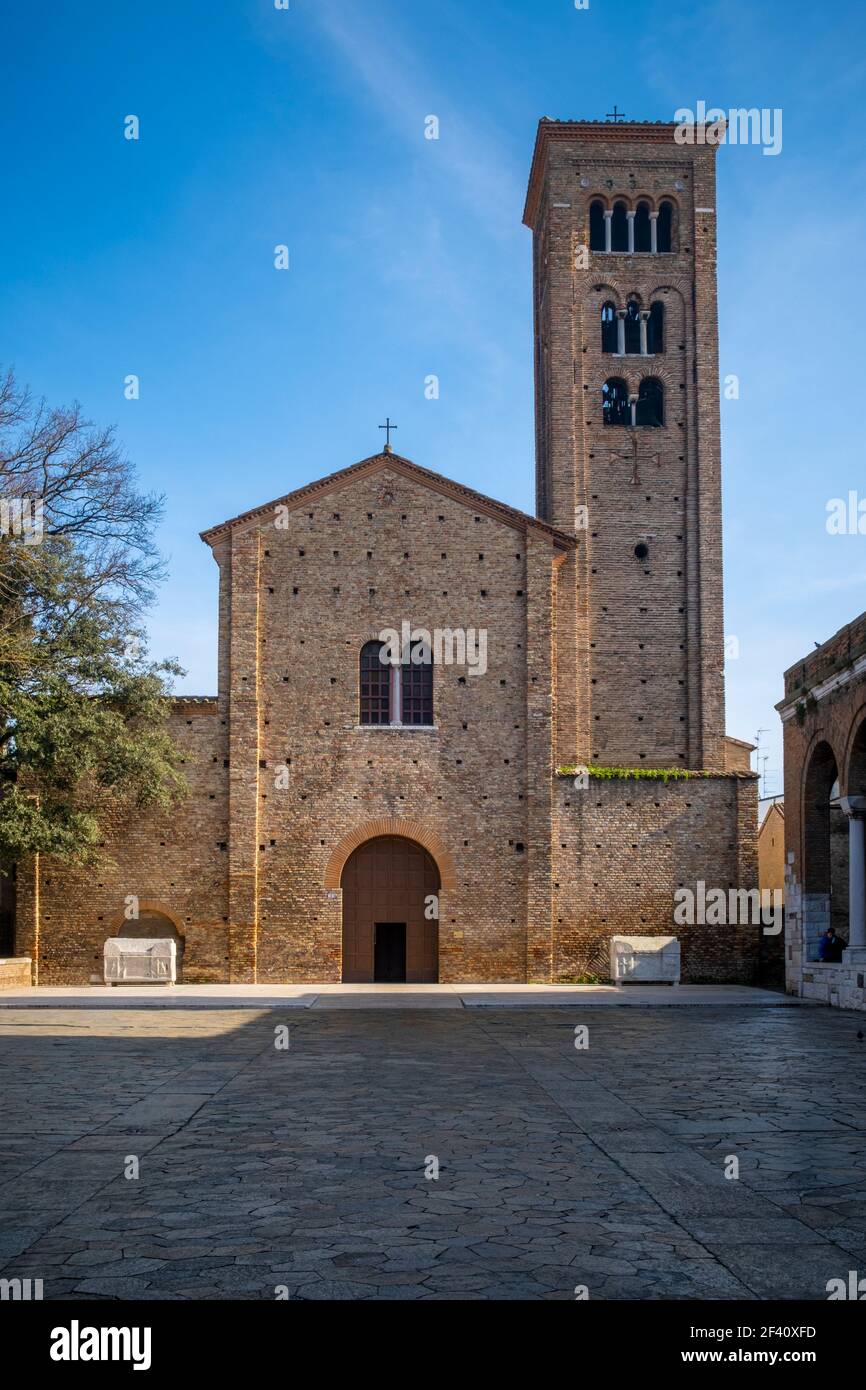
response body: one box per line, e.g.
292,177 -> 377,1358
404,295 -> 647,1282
309,0 -> 524,235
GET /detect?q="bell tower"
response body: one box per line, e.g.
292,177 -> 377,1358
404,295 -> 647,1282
524,118 -> 726,771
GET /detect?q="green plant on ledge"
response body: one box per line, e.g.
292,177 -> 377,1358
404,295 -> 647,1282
556,764 -> 709,782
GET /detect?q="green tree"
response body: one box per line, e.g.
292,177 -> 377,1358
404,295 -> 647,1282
0,368 -> 186,864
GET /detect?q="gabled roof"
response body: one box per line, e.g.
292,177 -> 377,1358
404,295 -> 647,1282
199,451 -> 577,550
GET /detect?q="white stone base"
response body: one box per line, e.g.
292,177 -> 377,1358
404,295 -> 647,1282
610,936 -> 681,985
800,959 -> 866,1012
104,937 -> 177,985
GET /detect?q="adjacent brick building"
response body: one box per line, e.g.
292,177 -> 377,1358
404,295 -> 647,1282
13,119 -> 760,986
778,612 -> 866,1009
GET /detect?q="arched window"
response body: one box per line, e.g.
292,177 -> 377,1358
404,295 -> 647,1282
402,638 -> 433,725
601,301 -> 618,353
636,378 -> 664,427
657,200 -> 673,253
634,201 -> 652,253
589,200 -> 606,251
647,301 -> 665,354
611,200 -> 629,253
359,638 -> 434,725
603,378 -> 630,427
624,300 -> 642,355
360,640 -> 392,724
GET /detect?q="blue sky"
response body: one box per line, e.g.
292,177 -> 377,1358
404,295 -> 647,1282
3,0 -> 865,796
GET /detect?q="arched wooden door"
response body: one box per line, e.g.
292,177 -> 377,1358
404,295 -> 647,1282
341,836 -> 439,983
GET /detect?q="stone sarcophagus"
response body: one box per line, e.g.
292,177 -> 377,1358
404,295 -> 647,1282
104,937 -> 177,986
610,935 -> 681,985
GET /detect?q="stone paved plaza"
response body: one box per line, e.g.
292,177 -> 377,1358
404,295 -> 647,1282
2,1004 -> 866,1300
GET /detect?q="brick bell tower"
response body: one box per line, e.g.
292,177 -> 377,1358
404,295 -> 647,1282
524,119 -> 726,771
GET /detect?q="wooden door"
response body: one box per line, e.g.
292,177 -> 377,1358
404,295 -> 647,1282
341,836 -> 439,982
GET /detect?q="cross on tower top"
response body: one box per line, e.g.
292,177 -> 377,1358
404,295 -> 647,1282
379,417 -> 398,452
606,105 -> 626,123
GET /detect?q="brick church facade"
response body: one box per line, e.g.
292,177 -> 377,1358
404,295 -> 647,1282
14,120 -> 759,986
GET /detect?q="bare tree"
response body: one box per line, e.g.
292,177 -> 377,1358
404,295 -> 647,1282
0,366 -> 165,612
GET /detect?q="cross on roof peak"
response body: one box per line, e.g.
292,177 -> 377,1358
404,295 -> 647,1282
606,105 -> 626,123
379,417 -> 398,452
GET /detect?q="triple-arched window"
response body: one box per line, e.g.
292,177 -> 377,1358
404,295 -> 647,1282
602,377 -> 665,428
359,639 -> 434,726
589,199 -> 674,254
600,299 -> 665,355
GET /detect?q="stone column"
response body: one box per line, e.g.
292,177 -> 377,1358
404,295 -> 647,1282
629,394 -> 638,428
639,311 -> 650,356
841,796 -> 866,950
616,310 -> 626,356
649,212 -> 659,254
626,210 -> 636,254
603,209 -> 613,253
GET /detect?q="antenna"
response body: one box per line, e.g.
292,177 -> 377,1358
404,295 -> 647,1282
754,728 -> 770,798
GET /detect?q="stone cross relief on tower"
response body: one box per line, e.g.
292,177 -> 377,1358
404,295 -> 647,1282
611,429 -> 661,487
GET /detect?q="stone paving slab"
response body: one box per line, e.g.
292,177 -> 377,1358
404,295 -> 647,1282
0,983 -> 801,1009
0,1005 -> 862,1300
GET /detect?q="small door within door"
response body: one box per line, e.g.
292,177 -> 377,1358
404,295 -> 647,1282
374,923 -> 406,983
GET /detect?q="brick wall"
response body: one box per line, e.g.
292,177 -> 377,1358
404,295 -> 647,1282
17,701 -> 229,985
552,772 -> 761,983
779,610 -> 866,996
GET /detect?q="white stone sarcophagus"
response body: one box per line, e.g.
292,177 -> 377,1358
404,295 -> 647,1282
610,935 -> 681,985
104,937 -> 177,986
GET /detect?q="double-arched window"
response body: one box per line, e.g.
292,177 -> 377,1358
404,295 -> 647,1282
602,378 -> 630,427
602,377 -> 665,427
359,639 -> 433,726
636,378 -> 665,427
589,198 -> 675,254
